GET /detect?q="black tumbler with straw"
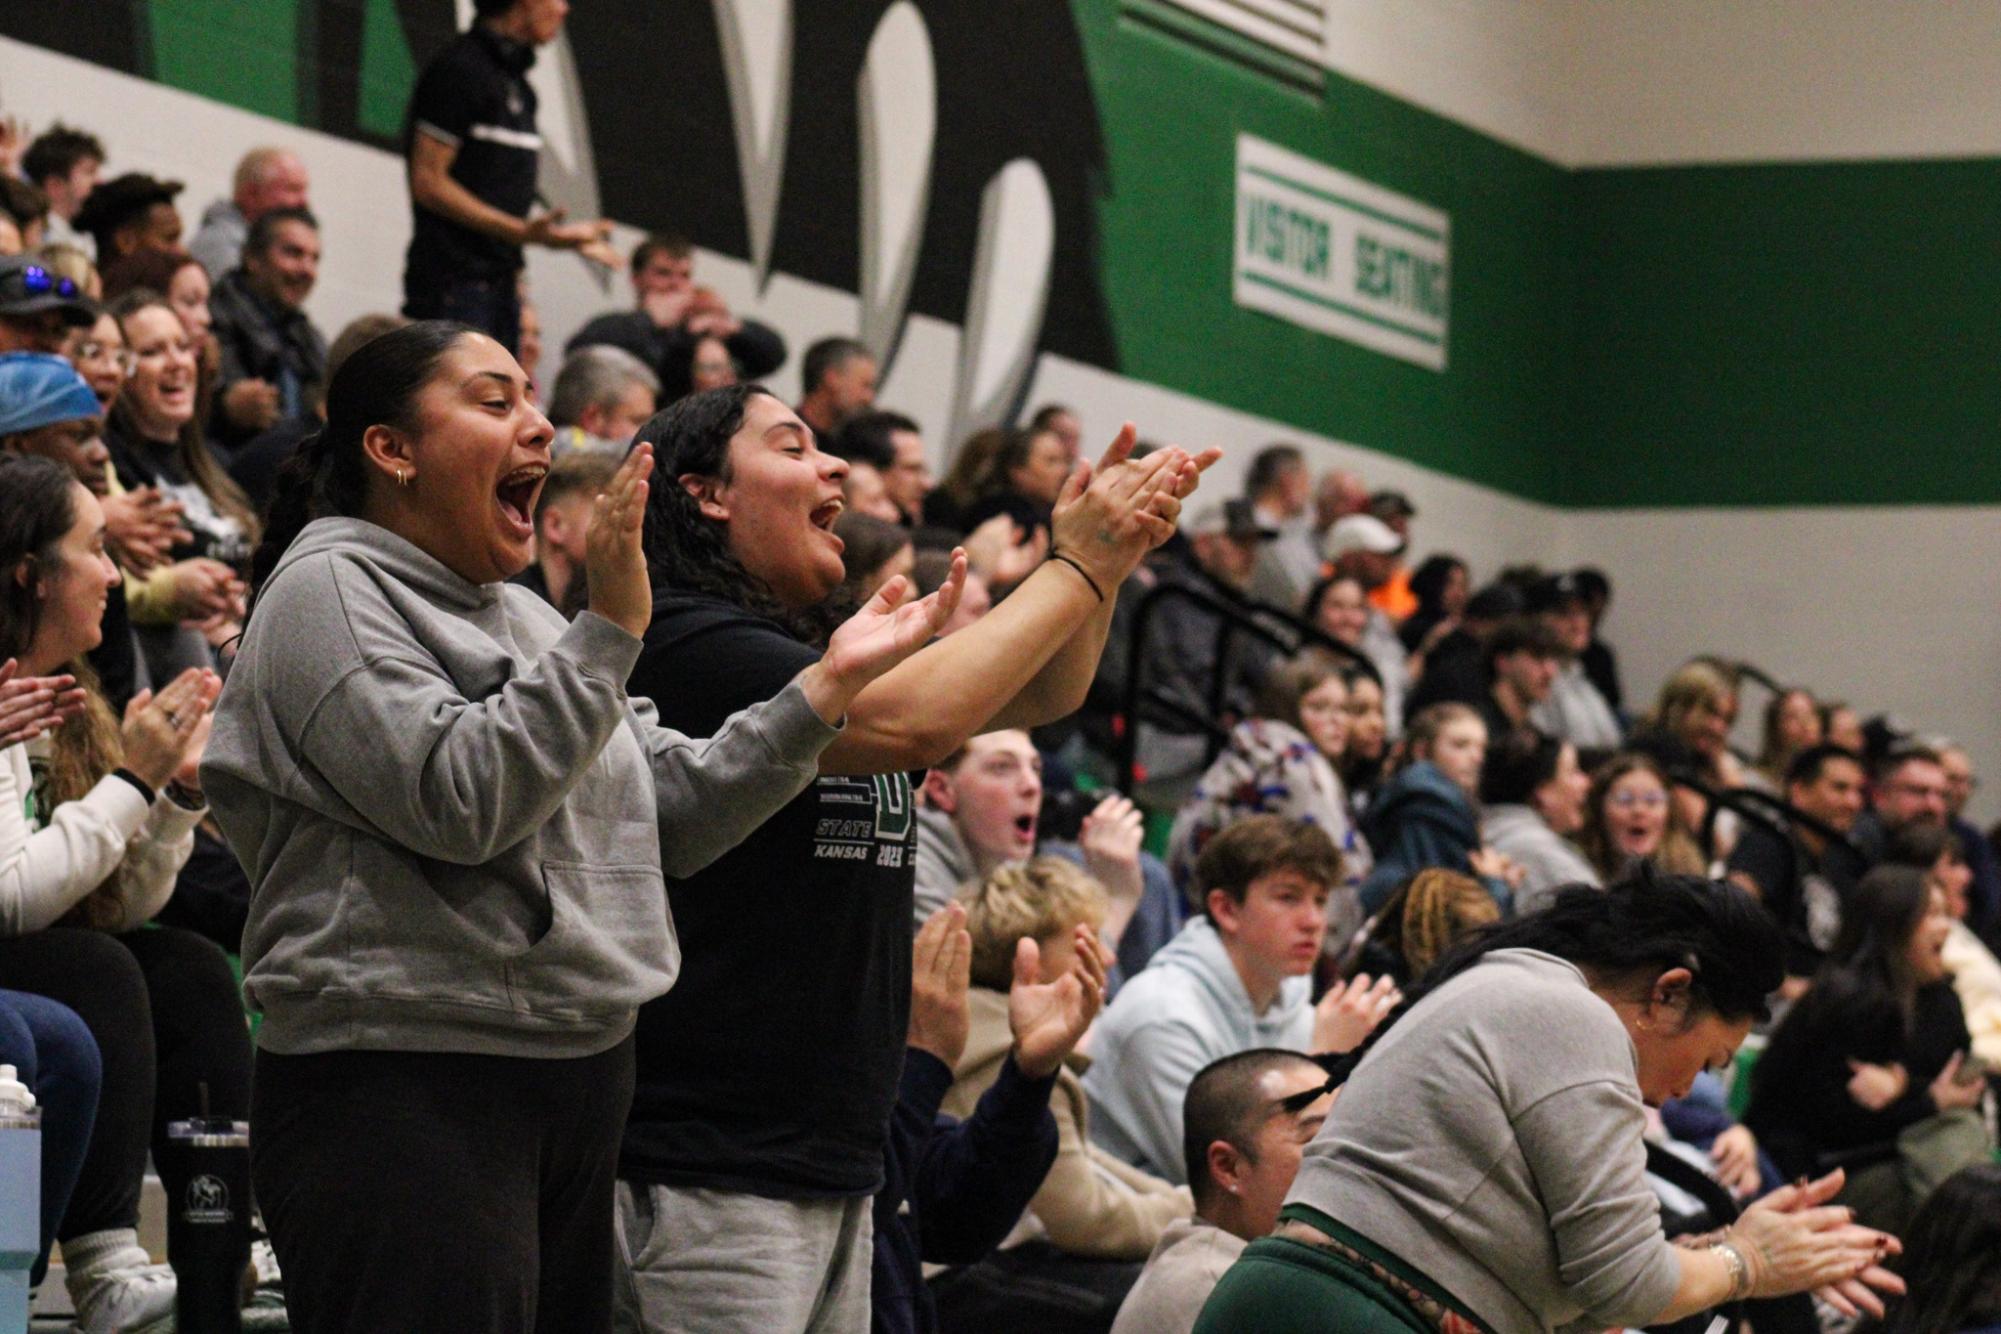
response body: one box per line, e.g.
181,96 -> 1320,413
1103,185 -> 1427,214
167,1081 -> 251,1332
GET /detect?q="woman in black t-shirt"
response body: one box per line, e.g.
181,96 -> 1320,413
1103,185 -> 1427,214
615,385 -> 1212,1331
1746,864 -> 1991,1232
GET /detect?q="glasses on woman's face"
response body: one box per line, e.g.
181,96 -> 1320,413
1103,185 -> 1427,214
1609,789 -> 1668,811
73,341 -> 137,377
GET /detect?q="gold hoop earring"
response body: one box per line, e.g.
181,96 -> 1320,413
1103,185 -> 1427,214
397,468 -> 409,488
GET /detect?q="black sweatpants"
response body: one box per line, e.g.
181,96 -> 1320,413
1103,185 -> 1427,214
0,925 -> 253,1241
252,1036 -> 636,1334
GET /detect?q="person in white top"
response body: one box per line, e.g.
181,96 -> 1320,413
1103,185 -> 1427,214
0,452 -> 252,1333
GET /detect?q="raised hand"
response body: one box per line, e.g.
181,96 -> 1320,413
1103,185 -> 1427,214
0,660 -> 86,747
1313,973 -> 1401,1054
640,286 -> 696,331
1009,922 -> 1111,1078
1049,425 -> 1187,591
583,443 -> 655,639
1079,794 -> 1144,906
961,515 -> 1046,590
907,902 -> 973,1066
798,550 -> 966,723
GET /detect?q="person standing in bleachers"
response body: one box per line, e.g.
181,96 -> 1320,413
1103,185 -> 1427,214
400,0 -> 619,351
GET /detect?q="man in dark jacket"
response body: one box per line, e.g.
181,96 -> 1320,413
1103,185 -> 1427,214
209,207 -> 327,451
875,903 -> 1107,1334
566,231 -> 786,402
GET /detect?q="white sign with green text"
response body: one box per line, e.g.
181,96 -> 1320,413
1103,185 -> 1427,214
1233,134 -> 1450,371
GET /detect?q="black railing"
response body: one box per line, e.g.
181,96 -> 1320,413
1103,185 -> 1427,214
1114,576 -> 1377,791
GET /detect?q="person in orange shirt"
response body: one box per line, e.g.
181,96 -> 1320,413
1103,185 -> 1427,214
1363,491 -> 1418,622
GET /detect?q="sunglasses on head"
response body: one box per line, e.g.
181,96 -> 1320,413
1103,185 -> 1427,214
16,265 -> 81,301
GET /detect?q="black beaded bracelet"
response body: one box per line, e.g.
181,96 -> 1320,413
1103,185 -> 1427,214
1048,551 -> 1106,603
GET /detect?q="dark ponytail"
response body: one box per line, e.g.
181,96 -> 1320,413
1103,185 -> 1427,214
1336,868 -> 1783,1078
247,320 -> 473,617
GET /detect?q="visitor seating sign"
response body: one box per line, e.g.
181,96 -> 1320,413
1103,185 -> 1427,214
1233,133 -> 1450,371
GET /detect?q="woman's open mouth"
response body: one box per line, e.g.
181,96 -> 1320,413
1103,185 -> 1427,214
1012,813 -> 1037,846
495,465 -> 547,539
809,498 -> 845,548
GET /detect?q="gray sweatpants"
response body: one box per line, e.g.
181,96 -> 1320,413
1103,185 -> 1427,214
612,1181 -> 873,1334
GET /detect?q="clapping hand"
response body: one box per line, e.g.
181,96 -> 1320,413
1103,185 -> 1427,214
800,551 -> 966,723
120,667 -> 221,791
1049,425 -> 1219,593
908,902 -> 973,1067
1734,1170 -> 1903,1318
101,487 -> 190,574
1078,794 -> 1145,917
0,660 -> 86,746
1009,922 -> 1112,1078
583,444 -> 655,639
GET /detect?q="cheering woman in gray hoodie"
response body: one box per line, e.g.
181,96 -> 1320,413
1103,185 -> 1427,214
201,321 -> 961,1334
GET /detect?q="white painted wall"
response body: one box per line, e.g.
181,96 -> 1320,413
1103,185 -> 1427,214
1323,0 -> 2001,167
1559,506 -> 2001,825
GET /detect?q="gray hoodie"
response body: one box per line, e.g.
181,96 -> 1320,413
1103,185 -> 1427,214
1083,917 -> 1312,1182
913,802 -> 976,926
203,519 -> 838,1058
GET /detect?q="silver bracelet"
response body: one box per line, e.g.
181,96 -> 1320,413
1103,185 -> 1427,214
1708,1240 -> 1751,1302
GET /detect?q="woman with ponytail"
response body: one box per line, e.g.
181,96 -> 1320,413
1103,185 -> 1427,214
1196,873 -> 1906,1334
200,321 -> 960,1332
0,452 -> 251,1332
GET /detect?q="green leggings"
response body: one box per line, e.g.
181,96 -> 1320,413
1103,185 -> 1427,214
1196,1237 -> 1468,1334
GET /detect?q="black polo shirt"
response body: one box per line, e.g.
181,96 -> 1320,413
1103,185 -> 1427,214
404,25 -> 540,288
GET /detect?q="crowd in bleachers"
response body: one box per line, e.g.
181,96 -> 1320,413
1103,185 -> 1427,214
0,2 -> 1997,1331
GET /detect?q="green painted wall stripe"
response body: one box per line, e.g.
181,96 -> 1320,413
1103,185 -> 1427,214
149,0 -> 297,122
1242,165 -> 1446,242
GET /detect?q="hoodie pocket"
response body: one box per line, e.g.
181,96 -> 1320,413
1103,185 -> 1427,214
504,860 -> 676,1018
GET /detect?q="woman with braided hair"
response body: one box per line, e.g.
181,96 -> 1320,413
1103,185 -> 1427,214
1197,873 -> 1906,1334
1337,868 -> 1498,987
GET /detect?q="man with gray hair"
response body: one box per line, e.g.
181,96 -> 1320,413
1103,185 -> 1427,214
189,146 -> 311,277
547,344 -> 660,458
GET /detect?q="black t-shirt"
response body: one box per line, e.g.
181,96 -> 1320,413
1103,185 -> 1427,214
404,26 -> 540,286
1726,822 -> 1864,978
619,591 -> 916,1198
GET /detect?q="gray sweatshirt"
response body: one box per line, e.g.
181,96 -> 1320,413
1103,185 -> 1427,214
202,519 -> 838,1058
1085,917 -> 1312,1183
1287,949 -> 1682,1333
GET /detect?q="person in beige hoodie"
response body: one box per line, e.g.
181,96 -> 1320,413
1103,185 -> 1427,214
944,857 -> 1193,1260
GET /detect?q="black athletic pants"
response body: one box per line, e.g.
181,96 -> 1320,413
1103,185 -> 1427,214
252,1036 -> 636,1334
0,925 -> 254,1241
